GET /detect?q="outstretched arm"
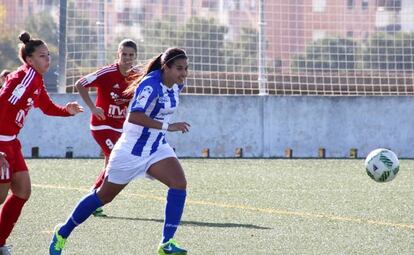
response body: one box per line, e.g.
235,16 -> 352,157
37,85 -> 83,116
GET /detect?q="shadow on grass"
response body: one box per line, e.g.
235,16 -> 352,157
100,216 -> 271,230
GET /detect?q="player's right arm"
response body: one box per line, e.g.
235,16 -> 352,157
75,74 -> 105,120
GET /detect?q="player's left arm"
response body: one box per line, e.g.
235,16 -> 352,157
36,85 -> 84,116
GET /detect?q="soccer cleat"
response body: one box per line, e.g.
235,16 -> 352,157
158,239 -> 187,255
49,224 -> 66,255
0,245 -> 12,255
92,207 -> 107,217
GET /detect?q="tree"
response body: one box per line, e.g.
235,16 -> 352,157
139,18 -> 182,60
0,32 -> 20,72
292,37 -> 359,72
24,11 -> 60,90
224,27 -> 259,72
363,32 -> 414,71
0,11 -> 60,89
181,17 -> 228,72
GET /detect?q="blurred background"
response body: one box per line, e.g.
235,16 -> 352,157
0,0 -> 412,95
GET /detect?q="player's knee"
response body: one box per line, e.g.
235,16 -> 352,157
11,187 -> 31,200
169,177 -> 187,190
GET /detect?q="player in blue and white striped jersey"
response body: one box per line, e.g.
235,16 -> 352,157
123,66 -> 184,157
50,48 -> 190,255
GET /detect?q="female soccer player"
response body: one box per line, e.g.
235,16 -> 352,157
50,47 -> 190,255
75,39 -> 139,217
0,31 -> 83,255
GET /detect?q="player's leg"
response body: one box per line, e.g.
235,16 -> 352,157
0,142 -> 14,205
0,183 -> 10,205
49,179 -> 127,255
147,156 -> 187,255
90,130 -> 121,217
0,171 -> 30,251
0,141 -> 29,252
90,130 -> 119,190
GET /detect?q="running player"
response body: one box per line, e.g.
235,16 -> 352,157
0,31 -> 83,255
50,47 -> 190,255
75,39 -> 139,217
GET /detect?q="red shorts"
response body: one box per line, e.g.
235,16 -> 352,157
0,139 -> 28,183
91,129 -> 122,158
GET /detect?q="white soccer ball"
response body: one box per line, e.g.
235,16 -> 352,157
364,148 -> 399,182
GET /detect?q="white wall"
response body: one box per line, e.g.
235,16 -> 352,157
18,94 -> 414,158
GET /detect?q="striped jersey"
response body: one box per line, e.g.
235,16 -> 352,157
0,64 -> 70,137
123,69 -> 184,156
78,63 -> 135,131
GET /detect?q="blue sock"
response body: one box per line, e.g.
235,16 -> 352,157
58,191 -> 103,238
162,188 -> 186,243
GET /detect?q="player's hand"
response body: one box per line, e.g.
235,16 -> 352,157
0,152 -> 9,175
65,101 -> 84,115
91,106 -> 106,120
168,122 -> 191,133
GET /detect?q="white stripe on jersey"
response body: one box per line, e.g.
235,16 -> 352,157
96,66 -> 117,76
0,134 -> 17,141
80,66 -> 117,87
8,68 -> 35,105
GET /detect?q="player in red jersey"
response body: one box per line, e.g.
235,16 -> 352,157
75,39 -> 139,217
0,31 -> 83,254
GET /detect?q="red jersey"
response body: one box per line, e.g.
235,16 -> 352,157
78,63 -> 134,131
0,64 -> 70,137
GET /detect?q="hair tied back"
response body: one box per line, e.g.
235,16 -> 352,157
19,31 -> 31,44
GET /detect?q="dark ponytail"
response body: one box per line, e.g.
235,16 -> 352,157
18,31 -> 46,64
123,54 -> 163,96
124,48 -> 187,97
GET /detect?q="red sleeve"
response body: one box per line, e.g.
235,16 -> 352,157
35,85 -> 71,117
78,65 -> 115,89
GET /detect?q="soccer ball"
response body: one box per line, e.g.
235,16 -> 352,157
364,148 -> 399,182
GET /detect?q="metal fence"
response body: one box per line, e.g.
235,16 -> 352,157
0,0 -> 413,95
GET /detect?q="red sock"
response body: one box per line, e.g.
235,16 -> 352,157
0,194 -> 27,246
92,169 -> 106,190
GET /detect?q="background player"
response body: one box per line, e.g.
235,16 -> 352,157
75,39 -> 139,217
0,31 -> 83,255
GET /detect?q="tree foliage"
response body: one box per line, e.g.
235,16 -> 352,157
139,17 -> 258,72
182,17 -> 228,71
0,32 -> 19,72
224,27 -> 259,72
363,32 -> 414,71
292,32 -> 414,72
292,37 -> 358,72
